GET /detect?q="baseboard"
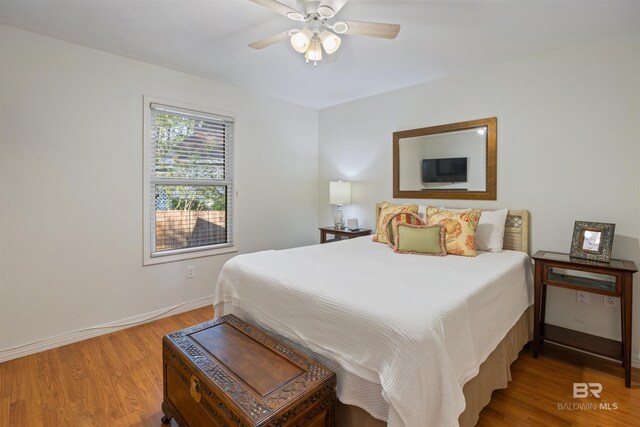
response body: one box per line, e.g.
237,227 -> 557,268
633,354 -> 640,369
0,295 -> 213,363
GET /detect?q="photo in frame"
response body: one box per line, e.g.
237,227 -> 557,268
570,221 -> 615,262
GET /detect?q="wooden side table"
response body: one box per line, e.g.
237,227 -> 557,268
319,227 -> 371,244
531,250 -> 637,387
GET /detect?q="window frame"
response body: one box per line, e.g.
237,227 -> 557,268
143,96 -> 237,266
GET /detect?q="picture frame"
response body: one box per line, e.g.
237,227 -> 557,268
570,221 -> 615,262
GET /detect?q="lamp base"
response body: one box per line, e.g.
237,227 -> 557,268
334,206 -> 345,230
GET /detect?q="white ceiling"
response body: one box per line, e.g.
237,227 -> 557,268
1,0 -> 639,109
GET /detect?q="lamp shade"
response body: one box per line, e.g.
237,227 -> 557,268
319,30 -> 341,54
329,181 -> 351,205
305,36 -> 323,61
291,28 -> 313,53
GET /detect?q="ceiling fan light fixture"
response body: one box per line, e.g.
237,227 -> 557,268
290,27 -> 312,53
319,30 -> 341,54
332,21 -> 349,34
317,5 -> 335,18
249,0 -> 401,66
287,11 -> 305,21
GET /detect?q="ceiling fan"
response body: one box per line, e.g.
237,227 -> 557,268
248,0 -> 400,66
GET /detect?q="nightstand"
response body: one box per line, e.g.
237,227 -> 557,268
531,250 -> 637,387
319,227 -> 371,244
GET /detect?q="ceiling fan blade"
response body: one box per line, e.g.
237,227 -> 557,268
249,0 -> 300,18
343,20 -> 400,39
249,31 -> 290,49
318,0 -> 348,17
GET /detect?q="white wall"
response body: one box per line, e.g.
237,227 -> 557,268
0,26 -> 318,356
319,32 -> 640,363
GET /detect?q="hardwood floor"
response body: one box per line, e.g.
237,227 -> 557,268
477,343 -> 639,426
1,307 -> 638,426
0,306 -> 214,427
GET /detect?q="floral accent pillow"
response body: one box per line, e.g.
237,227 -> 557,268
426,207 -> 482,256
373,202 -> 418,244
384,212 -> 424,248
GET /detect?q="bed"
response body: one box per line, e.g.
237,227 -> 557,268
213,208 -> 532,427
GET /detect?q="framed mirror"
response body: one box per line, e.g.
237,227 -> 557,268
393,117 -> 496,200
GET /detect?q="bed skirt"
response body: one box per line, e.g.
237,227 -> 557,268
214,303 -> 533,427
335,305 -> 533,427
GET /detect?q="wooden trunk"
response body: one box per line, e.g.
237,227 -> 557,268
162,314 -> 336,427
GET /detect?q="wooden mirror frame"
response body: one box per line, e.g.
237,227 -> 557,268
393,117 -> 497,200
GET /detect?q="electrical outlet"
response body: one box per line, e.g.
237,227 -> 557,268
604,296 -> 618,308
187,266 -> 195,279
576,291 -> 589,304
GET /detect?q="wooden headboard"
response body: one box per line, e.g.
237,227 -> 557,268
374,203 -> 530,254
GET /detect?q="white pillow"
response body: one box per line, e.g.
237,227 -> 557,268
476,209 -> 508,252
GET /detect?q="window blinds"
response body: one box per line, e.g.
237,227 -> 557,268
149,103 -> 234,256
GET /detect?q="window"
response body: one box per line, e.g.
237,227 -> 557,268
143,98 -> 235,264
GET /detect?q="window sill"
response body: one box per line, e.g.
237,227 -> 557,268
143,246 -> 238,266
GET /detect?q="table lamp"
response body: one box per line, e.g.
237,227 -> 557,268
329,181 -> 351,230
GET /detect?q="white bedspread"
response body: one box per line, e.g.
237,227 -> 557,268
214,237 -> 533,427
